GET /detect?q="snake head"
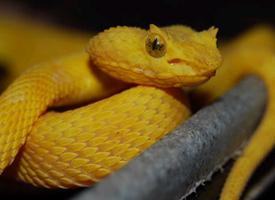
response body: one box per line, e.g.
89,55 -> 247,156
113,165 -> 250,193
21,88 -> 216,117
87,24 -> 221,87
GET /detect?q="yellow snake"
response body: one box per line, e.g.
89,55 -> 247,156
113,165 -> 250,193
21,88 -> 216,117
0,16 -> 274,200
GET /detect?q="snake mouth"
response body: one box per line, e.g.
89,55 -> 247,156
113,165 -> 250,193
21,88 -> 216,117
167,58 -> 195,72
167,58 -> 216,78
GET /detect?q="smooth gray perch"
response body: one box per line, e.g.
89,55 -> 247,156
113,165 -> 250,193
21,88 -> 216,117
70,76 -> 267,200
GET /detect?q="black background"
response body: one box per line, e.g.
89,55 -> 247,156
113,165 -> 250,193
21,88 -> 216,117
3,0 -> 275,40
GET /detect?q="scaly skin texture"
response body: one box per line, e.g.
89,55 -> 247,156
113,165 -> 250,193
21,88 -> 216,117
88,25 -> 220,87
1,52 -> 127,174
192,26 -> 275,200
10,86 -> 189,188
0,24 -> 221,189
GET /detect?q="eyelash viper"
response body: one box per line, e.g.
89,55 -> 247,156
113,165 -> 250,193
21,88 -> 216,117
0,16 -> 274,200
0,19 -> 221,188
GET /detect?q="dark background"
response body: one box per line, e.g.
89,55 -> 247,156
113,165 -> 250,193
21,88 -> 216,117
2,0 -> 275,39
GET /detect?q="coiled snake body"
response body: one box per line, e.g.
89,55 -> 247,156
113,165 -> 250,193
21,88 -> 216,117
0,20 -> 274,200
0,25 -> 220,187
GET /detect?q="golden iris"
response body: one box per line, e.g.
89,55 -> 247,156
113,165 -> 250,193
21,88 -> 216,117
145,33 -> 167,58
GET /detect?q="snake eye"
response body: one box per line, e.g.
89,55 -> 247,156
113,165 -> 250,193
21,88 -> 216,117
145,33 -> 167,58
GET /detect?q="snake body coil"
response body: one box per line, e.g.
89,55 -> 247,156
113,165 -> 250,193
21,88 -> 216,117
0,25 -> 220,188
0,19 -> 274,200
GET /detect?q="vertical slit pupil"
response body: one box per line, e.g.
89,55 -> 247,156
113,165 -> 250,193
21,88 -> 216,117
152,39 -> 159,50
146,33 -> 166,57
